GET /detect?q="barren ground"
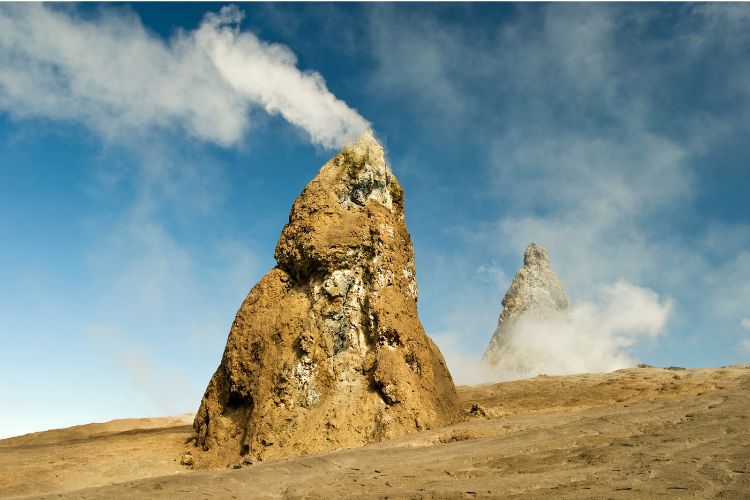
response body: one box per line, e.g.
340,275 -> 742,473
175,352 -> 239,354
2,365 -> 748,499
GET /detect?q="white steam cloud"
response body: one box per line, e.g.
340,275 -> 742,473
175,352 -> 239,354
491,281 -> 673,378
0,4 -> 369,148
438,281 -> 673,385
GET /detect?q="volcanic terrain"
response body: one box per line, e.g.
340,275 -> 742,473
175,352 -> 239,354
2,365 -> 748,499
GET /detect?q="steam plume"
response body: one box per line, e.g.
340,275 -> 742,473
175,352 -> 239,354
437,281 -> 673,385
0,4 -> 369,148
491,281 -> 673,378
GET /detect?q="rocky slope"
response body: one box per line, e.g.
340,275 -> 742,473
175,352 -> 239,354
191,131 -> 459,467
483,243 -> 570,371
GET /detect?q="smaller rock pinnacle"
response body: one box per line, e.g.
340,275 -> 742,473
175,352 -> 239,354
523,242 -> 550,267
483,242 -> 570,371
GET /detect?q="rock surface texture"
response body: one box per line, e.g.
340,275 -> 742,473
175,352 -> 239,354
483,243 -> 570,370
193,132 -> 459,467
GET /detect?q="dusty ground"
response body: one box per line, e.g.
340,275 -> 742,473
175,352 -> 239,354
1,365 -> 748,499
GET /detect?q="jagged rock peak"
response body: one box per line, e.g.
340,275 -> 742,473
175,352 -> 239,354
345,129 -> 386,167
335,131 -> 399,210
192,132 -> 459,468
523,242 -> 550,267
482,242 -> 570,369
273,130 -> 405,282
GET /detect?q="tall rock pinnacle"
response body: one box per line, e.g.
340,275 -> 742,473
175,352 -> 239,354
193,131 -> 460,466
483,243 -> 570,370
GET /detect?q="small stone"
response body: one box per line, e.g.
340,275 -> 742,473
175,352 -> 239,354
232,463 -> 242,469
180,453 -> 193,466
469,403 -> 487,417
260,433 -> 275,446
242,456 -> 255,465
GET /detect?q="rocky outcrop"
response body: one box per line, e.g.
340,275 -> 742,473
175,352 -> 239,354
193,132 -> 460,467
483,243 -> 570,370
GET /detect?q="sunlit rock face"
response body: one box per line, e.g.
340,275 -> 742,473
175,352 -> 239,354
193,132 -> 460,466
483,243 -> 571,371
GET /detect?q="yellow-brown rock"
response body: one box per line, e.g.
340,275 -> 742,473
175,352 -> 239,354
193,131 -> 459,467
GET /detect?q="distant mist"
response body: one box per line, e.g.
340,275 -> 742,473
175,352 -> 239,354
741,318 -> 750,354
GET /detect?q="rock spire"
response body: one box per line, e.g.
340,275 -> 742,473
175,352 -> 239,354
193,131 -> 459,467
483,243 -> 570,370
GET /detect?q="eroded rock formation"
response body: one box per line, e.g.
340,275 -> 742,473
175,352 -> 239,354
193,132 -> 459,466
483,243 -> 570,370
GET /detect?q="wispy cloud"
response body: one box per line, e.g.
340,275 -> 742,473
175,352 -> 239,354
83,206 -> 263,415
86,323 -> 193,415
363,3 -> 750,369
431,331 -> 500,386
0,4 -> 369,148
366,5 -> 466,120
0,3 -> 368,423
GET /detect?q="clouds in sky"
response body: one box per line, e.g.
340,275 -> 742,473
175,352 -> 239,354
0,4 -> 368,148
1,3 -> 748,436
362,3 -> 750,369
81,201 -> 262,417
0,2 -> 368,424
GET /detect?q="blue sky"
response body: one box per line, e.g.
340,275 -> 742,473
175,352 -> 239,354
1,3 -> 749,437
